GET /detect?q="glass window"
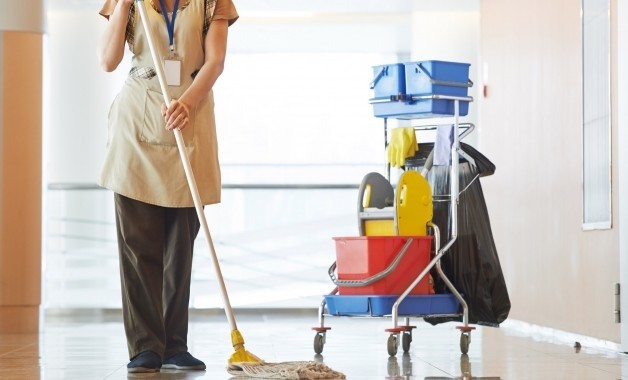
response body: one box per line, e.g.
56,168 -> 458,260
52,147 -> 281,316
582,0 -> 611,229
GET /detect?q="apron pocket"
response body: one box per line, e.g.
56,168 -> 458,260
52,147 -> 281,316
141,88 -> 195,147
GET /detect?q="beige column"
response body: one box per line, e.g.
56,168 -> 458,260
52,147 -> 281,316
0,31 -> 43,333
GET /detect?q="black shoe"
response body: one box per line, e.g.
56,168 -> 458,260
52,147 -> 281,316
127,351 -> 162,373
161,352 -> 206,370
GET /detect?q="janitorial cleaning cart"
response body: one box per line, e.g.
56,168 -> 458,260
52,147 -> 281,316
312,60 -> 510,356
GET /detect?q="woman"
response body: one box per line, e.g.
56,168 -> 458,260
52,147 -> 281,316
97,0 -> 238,373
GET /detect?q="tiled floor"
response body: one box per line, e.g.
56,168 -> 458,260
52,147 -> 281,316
1,309 -> 628,379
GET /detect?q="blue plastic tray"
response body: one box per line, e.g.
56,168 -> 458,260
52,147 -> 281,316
325,294 -> 461,317
371,97 -> 469,119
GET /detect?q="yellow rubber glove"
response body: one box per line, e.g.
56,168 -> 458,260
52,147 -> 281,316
386,127 -> 418,168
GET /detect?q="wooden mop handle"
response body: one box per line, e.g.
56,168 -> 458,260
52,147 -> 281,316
134,0 -> 238,331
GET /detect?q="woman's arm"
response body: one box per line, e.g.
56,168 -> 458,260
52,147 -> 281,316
97,0 -> 134,72
162,19 -> 229,131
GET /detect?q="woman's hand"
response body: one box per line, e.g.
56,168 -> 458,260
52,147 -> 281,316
161,99 -> 190,131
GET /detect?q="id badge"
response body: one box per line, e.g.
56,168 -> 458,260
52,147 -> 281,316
163,54 -> 182,87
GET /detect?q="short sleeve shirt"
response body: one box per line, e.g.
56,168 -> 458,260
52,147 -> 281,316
99,0 -> 238,52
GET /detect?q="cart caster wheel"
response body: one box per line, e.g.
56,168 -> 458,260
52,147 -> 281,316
402,332 -> 412,353
313,333 -> 325,354
387,334 -> 398,356
460,333 -> 470,354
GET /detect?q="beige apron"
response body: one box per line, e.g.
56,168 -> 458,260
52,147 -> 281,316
99,0 -> 221,207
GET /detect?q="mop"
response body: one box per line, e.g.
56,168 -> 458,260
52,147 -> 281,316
134,1 -> 345,378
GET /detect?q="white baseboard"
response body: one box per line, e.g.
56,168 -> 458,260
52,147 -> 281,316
502,319 -> 622,353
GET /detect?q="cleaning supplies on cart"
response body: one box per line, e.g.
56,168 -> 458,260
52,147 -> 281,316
395,169 -> 432,236
387,127 -> 419,168
333,169 -> 435,297
357,172 -> 395,236
357,170 -> 432,236
434,125 -> 455,165
314,62 -> 479,357
425,151 -> 510,327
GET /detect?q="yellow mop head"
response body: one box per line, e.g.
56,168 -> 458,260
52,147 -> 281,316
229,330 -> 264,364
227,330 -> 345,379
227,361 -> 346,379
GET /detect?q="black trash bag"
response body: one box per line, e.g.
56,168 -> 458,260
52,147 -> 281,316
457,143 -> 496,177
423,159 -> 510,327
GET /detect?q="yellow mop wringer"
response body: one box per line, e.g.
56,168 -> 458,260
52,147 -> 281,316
134,1 -> 345,378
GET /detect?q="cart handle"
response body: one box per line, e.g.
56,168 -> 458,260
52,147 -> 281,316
369,66 -> 388,89
328,238 -> 415,287
410,93 -> 474,102
410,123 -> 475,140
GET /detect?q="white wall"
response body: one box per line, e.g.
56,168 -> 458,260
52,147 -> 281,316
45,9 -> 126,184
480,0 -> 620,342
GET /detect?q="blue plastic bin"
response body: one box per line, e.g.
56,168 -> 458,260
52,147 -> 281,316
325,294 -> 461,317
370,63 -> 406,99
404,60 -> 471,97
369,60 -> 472,119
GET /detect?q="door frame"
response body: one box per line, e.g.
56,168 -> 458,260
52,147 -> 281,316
619,0 -> 628,353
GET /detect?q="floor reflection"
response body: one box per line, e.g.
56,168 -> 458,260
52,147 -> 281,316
424,354 -> 501,380
386,353 -> 413,379
127,369 -> 208,379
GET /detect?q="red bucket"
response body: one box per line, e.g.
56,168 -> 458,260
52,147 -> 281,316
333,236 -> 433,295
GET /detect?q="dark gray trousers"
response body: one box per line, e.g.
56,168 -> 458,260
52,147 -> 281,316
114,194 -> 200,360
